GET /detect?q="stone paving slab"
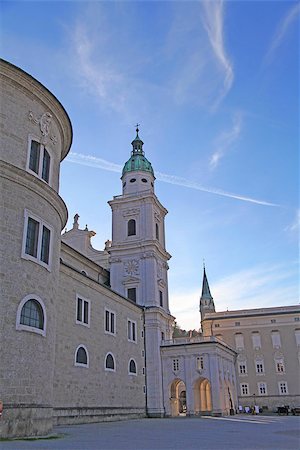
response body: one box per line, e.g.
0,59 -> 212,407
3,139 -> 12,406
0,416 -> 299,450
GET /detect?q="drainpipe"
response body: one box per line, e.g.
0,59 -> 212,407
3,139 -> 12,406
142,307 -> 148,416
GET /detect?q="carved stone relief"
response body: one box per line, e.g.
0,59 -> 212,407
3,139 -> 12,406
124,259 -> 139,276
28,111 -> 57,145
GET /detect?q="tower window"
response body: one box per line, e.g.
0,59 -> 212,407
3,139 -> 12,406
22,210 -> 53,269
27,140 -> 51,184
130,178 -> 136,183
16,295 -> 46,336
159,290 -> 163,307
127,288 -> 137,303
156,223 -> 159,240
141,178 -> 147,183
128,219 -> 136,236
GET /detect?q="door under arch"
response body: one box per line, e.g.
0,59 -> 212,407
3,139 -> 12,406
170,379 -> 187,416
193,378 -> 212,414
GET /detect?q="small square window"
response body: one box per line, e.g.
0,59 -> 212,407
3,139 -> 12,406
127,288 -> 137,303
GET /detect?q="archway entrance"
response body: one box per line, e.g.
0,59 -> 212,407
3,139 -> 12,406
193,378 -> 212,415
170,379 -> 187,416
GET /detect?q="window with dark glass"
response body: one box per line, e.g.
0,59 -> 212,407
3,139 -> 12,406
76,297 -> 89,325
29,140 -> 40,174
127,288 -> 136,303
42,149 -> 50,182
41,225 -> 50,264
25,218 -> 39,257
76,347 -> 88,365
156,223 -> 159,240
128,219 -> 136,236
159,291 -> 163,307
105,310 -> 115,334
129,359 -> 137,374
20,299 -> 44,330
128,320 -> 136,342
28,140 -> 51,184
105,353 -> 115,370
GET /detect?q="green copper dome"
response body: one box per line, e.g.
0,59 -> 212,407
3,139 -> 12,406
122,127 -> 154,177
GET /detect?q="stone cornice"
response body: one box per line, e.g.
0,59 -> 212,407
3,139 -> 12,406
0,58 -> 72,160
0,159 -> 68,229
108,191 -> 168,216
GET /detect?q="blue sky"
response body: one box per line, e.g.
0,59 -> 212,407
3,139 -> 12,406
1,1 -> 299,329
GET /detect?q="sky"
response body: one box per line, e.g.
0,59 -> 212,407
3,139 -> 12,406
1,0 -> 299,330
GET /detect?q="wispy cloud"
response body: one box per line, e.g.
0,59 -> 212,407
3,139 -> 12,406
201,0 -> 234,108
170,262 -> 299,330
67,152 -> 279,207
264,3 -> 300,65
210,112 -> 242,169
285,209 -> 300,233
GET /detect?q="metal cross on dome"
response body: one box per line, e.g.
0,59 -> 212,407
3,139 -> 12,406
135,123 -> 140,133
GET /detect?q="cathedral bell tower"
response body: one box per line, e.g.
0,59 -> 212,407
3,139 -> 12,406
108,126 -> 171,312
108,127 -> 174,417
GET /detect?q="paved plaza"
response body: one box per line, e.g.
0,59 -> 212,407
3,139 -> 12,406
0,416 -> 299,450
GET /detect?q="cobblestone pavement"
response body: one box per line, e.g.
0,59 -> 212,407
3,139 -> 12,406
1,416 -> 300,450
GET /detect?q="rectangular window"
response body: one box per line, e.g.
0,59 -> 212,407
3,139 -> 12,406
235,321 -> 240,326
239,363 -> 247,375
197,356 -> 204,370
76,296 -> 90,326
25,217 -> 39,257
41,225 -> 50,264
256,361 -> 264,374
42,149 -> 50,182
128,319 -> 137,342
275,359 -> 285,373
127,288 -> 137,303
173,358 -> 179,371
252,332 -> 261,349
258,382 -> 267,395
279,381 -> 288,395
27,139 -> 51,184
159,290 -> 163,307
271,331 -> 281,348
22,211 -> 53,269
235,333 -> 244,349
295,329 -> 300,345
105,309 -> 115,335
29,140 -> 40,174
240,383 -> 249,396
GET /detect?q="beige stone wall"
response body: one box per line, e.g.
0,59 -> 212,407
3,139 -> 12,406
53,259 -> 146,422
202,307 -> 300,411
0,59 -> 72,438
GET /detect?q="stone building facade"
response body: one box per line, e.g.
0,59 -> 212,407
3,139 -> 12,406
200,272 -> 300,411
0,59 -> 298,438
0,59 -> 237,438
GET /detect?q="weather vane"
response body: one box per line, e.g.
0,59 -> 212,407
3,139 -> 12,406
135,123 -> 140,133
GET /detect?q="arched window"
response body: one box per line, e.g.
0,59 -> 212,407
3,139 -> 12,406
128,219 -> 136,236
129,359 -> 137,375
156,223 -> 159,240
75,345 -> 88,367
105,353 -> 115,371
16,295 -> 46,336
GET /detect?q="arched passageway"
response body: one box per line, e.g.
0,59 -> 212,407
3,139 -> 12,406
193,378 -> 212,414
170,379 -> 187,416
